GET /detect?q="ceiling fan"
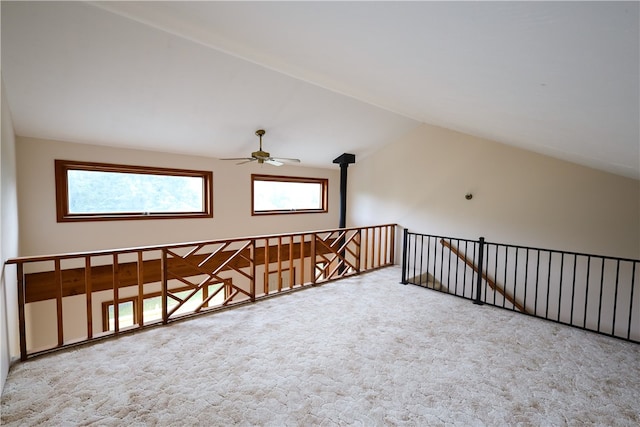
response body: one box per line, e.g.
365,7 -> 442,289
221,129 -> 301,166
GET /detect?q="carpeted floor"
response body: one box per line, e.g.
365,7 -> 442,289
2,266 -> 639,426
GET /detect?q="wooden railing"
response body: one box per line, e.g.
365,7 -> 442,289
6,224 -> 396,360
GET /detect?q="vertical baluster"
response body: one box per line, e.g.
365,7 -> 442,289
161,249 -> 168,325
627,262 -> 637,340
17,262 -> 27,361
583,256 -> 592,329
433,237 -> 439,290
419,235 -> 424,286
473,238 -> 484,305
546,252 -> 552,318
364,228 -> 370,271
430,236 -> 435,286
557,253 -> 565,322
289,235 -> 295,288
493,245 -> 499,305
85,256 -> 93,339
55,259 -> 63,346
251,240 -> 256,301
356,228 -> 362,272
597,258 -> 605,333
389,225 -> 395,266
299,235 -> 305,284
534,249 -> 540,316
492,245 -> 498,304
376,227 -> 382,268
400,229 -> 407,284
512,247 -> 519,312
412,233 -> 418,284
483,244 -> 490,302
462,240 -> 468,297
277,236 -> 282,292
311,234 -> 317,284
504,246 -> 510,309
264,239 -> 270,294
382,226 -> 387,267
113,254 -> 119,333
612,259 -> 621,337
439,237 -> 445,292
137,252 -> 144,326
454,239 -> 460,296
570,255 -> 578,326
447,239 -> 453,293
523,248 -> 529,312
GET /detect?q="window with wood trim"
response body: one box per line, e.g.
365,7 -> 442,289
252,174 -> 328,215
103,297 -> 137,332
55,160 -> 213,222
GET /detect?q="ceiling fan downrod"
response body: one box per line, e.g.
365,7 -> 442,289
256,129 -> 265,151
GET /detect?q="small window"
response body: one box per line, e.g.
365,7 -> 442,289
102,283 -> 227,331
252,174 -> 328,215
103,298 -> 137,332
55,160 -> 213,222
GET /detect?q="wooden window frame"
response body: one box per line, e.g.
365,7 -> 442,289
251,174 -> 328,216
102,297 -> 137,332
55,159 -> 213,222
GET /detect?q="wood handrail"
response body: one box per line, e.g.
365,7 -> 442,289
439,239 -> 528,313
5,223 -> 398,264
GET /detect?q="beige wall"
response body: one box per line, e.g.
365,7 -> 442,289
1,78 -> 21,390
348,123 -> 640,260
16,137 -> 341,256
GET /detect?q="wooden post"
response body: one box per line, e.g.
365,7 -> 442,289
311,234 -> 317,285
17,262 -> 27,361
55,259 -> 63,346
161,249 -> 168,324
85,256 -> 93,339
390,225 -> 396,266
113,254 -> 120,333
137,251 -> 144,327
250,240 -> 256,301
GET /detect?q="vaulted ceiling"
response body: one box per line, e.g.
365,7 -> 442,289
2,1 -> 638,178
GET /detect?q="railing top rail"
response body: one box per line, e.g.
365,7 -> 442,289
483,239 -> 640,263
5,223 -> 397,265
406,230 -> 640,264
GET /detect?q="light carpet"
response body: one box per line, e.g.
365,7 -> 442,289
2,266 -> 639,426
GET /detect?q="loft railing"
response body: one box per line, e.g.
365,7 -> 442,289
6,224 -> 396,360
401,230 -> 639,343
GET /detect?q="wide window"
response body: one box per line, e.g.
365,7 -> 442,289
55,160 -> 213,222
252,174 -> 328,215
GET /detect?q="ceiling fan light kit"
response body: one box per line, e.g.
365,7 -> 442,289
221,129 -> 301,166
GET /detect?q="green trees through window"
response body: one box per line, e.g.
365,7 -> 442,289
67,170 -> 203,214
55,160 -> 213,221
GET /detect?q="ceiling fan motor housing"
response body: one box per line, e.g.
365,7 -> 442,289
252,150 -> 270,163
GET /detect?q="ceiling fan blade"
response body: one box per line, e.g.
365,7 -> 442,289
220,157 -> 254,161
271,157 -> 301,163
236,158 -> 257,165
265,159 -> 284,166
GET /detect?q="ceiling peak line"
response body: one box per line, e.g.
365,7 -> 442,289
87,1 -> 424,124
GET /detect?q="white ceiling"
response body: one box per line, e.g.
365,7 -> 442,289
2,1 -> 638,178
